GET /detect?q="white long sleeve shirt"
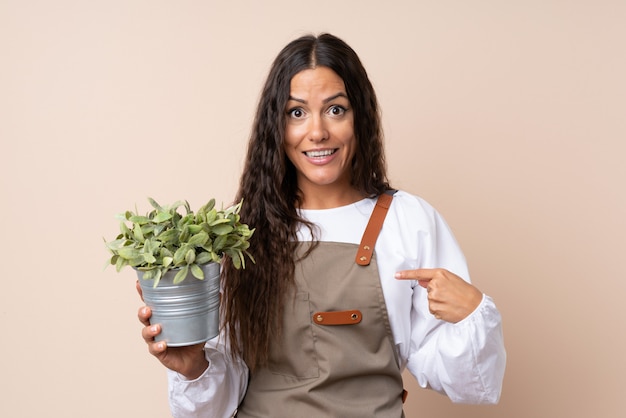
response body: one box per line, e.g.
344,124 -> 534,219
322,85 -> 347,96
168,191 -> 506,417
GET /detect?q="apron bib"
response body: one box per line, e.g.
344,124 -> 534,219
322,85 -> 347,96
237,195 -> 404,417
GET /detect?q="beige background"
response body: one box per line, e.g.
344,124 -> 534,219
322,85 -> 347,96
1,1 -> 625,417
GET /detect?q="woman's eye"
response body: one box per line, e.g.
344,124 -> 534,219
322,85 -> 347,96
328,105 -> 346,116
288,108 -> 304,118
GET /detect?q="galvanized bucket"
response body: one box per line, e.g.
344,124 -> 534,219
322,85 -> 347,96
136,262 -> 220,347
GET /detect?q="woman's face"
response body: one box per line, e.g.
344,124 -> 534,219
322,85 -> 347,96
284,66 -> 357,201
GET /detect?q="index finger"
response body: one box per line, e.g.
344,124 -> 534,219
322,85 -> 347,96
136,280 -> 144,302
394,268 -> 438,281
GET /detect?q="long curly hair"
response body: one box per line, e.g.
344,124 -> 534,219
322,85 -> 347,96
222,33 -> 390,371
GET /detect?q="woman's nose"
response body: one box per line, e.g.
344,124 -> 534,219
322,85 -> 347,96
308,115 -> 328,142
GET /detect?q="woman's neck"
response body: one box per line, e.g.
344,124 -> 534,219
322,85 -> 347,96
298,186 -> 366,210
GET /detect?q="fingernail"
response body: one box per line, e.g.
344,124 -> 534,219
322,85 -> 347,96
151,325 -> 158,333
157,342 -> 165,350
394,272 -> 402,279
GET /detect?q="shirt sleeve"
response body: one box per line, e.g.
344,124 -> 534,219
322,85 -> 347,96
407,294 -> 506,403
167,336 -> 249,418
405,207 -> 506,404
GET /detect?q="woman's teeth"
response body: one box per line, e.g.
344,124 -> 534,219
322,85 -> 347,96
305,149 -> 335,158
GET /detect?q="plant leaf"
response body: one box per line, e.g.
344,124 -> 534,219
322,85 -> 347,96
116,247 -> 140,260
195,252 -> 213,265
212,224 -> 234,235
244,250 -> 255,264
178,226 -> 190,243
173,265 -> 189,284
153,211 -> 173,223
153,268 -> 163,287
230,250 -> 242,269
129,215 -> 149,224
190,264 -> 204,280
187,231 -> 209,246
132,224 -> 144,242
115,255 -> 126,272
162,256 -> 173,268
173,246 -> 187,265
105,238 -> 127,250
213,234 -> 227,252
209,217 -> 231,226
205,209 -> 217,224
148,197 -> 162,210
185,248 -> 195,264
201,199 -> 216,212
156,229 -> 179,244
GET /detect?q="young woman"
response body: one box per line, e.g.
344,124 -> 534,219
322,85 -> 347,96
138,33 -> 506,417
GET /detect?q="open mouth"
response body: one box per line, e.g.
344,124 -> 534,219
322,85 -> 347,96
304,149 -> 337,158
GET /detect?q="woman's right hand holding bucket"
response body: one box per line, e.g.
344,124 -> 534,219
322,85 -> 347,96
137,281 -> 209,380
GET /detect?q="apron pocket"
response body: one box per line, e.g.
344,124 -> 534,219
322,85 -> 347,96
268,291 -> 320,379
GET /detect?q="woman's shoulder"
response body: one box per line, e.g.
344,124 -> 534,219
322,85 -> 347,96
389,189 -> 438,217
382,189 -> 454,238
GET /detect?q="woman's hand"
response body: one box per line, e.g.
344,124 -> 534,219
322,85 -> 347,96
137,281 -> 209,380
395,268 -> 483,323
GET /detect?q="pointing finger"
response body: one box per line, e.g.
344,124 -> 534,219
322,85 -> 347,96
395,268 -> 438,281
136,280 -> 145,302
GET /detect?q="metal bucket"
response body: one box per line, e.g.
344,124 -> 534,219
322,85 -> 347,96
136,263 -> 220,347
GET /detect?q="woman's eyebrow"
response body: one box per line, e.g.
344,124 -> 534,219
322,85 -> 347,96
287,95 -> 306,104
323,92 -> 348,104
287,92 -> 349,104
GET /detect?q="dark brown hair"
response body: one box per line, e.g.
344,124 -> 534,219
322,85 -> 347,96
222,33 -> 390,371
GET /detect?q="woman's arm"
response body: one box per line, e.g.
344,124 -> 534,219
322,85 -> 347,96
167,338 -> 249,418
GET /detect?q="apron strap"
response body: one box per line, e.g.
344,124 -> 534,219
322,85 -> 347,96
355,190 -> 396,266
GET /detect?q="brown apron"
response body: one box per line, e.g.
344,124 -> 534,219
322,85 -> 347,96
237,194 -> 404,417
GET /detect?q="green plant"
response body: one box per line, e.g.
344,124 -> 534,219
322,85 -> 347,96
105,197 -> 254,286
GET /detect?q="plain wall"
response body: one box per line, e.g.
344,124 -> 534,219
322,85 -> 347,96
1,1 -> 625,417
